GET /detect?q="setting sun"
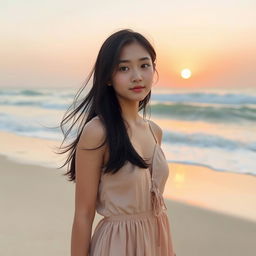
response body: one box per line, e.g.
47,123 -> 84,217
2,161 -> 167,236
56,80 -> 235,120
181,69 -> 192,79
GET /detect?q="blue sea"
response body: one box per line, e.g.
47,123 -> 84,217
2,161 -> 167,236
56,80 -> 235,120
0,86 -> 255,176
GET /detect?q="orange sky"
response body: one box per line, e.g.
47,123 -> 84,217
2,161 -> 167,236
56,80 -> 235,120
0,0 -> 255,89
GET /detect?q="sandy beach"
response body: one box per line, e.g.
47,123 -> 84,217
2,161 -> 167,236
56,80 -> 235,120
1,131 -> 256,255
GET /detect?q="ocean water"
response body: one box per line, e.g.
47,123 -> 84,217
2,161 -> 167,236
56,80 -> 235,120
0,87 -> 255,176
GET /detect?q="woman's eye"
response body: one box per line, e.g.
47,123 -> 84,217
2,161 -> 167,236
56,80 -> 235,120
119,66 -> 128,71
142,64 -> 151,68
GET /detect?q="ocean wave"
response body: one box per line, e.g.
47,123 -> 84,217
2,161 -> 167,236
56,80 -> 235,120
0,89 -> 47,96
152,92 -> 256,105
1,88 -> 256,103
0,88 -> 76,97
1,100 -> 256,122
150,103 -> 256,122
19,89 -> 46,96
163,131 -> 256,152
1,89 -> 256,123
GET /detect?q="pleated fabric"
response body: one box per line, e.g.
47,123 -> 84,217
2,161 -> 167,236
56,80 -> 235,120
89,118 -> 176,256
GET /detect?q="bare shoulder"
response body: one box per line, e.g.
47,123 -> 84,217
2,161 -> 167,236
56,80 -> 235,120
78,116 -> 107,150
148,119 -> 163,145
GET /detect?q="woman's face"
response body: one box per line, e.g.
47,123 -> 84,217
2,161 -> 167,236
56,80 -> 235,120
110,42 -> 155,102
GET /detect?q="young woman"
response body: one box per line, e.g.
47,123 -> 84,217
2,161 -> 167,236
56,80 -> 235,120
58,29 -> 176,256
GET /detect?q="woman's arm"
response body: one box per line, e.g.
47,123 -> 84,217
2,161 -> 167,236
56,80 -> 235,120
71,118 -> 106,256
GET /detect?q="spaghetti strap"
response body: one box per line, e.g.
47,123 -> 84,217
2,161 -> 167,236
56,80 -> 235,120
147,120 -> 158,144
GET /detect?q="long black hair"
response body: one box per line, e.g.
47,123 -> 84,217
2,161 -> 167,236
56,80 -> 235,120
56,28 -> 159,182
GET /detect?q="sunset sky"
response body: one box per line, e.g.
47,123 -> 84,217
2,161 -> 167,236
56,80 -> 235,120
1,0 -> 255,89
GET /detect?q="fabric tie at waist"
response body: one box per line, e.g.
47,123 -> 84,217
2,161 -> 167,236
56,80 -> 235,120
150,179 -> 167,247
95,179 -> 168,248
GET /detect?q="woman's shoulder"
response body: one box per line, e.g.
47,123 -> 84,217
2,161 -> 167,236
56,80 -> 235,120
78,116 -> 106,149
146,119 -> 163,145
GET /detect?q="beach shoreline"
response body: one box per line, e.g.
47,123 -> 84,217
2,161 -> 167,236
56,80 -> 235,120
0,130 -> 256,222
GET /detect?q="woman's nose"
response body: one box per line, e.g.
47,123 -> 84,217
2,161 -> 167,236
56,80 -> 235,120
131,69 -> 142,83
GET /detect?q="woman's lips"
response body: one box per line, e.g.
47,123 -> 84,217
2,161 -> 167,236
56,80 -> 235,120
131,87 -> 145,92
130,86 -> 145,89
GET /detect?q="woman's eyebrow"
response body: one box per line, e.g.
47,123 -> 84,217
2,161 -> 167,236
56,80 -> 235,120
118,57 -> 150,64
